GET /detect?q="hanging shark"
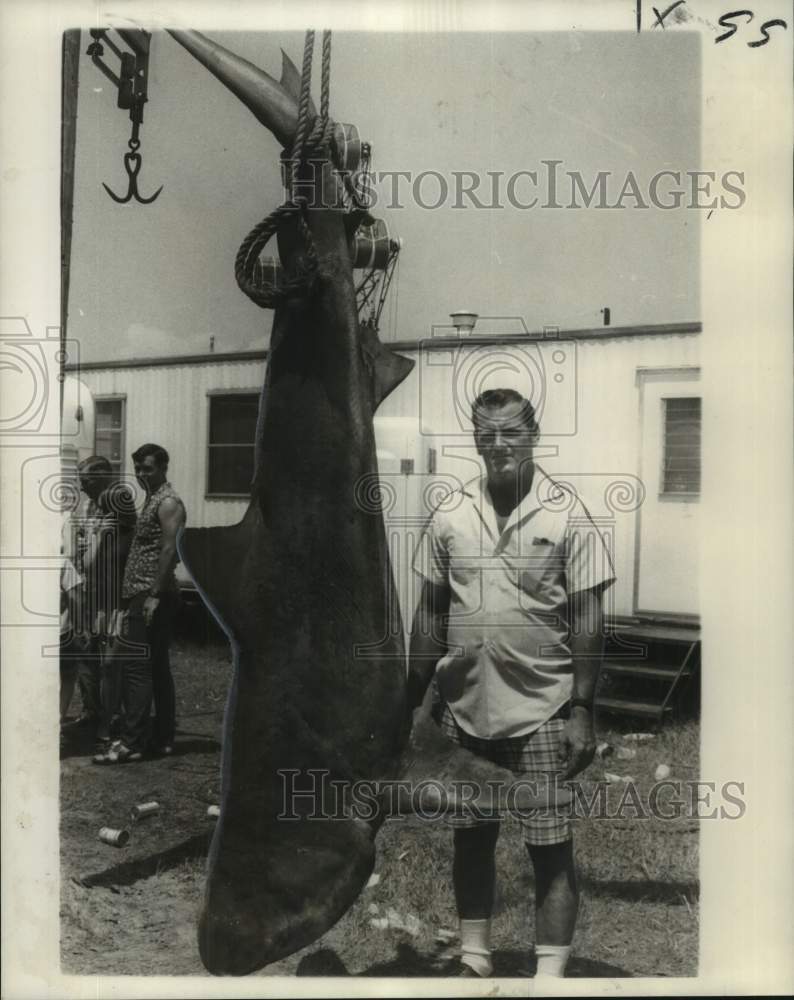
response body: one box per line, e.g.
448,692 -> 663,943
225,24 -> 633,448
169,30 -> 568,976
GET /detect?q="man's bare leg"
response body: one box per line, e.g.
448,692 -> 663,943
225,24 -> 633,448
528,840 -> 578,975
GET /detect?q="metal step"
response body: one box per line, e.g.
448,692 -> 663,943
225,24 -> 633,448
610,623 -> 701,644
601,661 -> 686,680
595,696 -> 671,718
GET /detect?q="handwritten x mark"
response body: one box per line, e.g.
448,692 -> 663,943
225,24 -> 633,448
653,0 -> 686,29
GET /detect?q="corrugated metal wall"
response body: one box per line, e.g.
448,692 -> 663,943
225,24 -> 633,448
79,330 -> 699,617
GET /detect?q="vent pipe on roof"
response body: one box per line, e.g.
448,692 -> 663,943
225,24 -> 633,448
450,310 -> 478,335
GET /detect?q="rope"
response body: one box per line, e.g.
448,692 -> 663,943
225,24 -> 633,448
235,29 -> 335,310
290,31 -> 315,193
320,31 -> 331,124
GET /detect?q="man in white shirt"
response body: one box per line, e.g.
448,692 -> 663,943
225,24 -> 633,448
409,387 -> 615,979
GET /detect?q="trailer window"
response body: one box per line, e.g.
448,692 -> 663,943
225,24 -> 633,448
661,396 -> 700,496
94,397 -> 126,477
207,393 -> 259,496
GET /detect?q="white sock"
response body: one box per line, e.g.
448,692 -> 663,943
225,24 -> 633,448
535,943 -> 571,977
459,918 -> 493,977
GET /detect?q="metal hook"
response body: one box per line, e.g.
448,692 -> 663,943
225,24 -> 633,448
103,149 -> 163,205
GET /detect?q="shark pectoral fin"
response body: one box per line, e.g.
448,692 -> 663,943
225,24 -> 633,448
360,324 -> 415,409
177,506 -> 261,639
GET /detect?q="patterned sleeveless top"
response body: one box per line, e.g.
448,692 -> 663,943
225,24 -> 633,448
122,481 -> 185,599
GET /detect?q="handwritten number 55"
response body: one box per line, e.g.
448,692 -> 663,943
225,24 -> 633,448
715,10 -> 788,46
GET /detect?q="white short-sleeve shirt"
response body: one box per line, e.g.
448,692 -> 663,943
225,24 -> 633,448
413,467 -> 616,739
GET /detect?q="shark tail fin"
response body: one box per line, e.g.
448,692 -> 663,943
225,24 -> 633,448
177,504 -> 262,641
360,323 -> 415,410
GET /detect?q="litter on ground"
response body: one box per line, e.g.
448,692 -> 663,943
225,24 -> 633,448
604,772 -> 635,785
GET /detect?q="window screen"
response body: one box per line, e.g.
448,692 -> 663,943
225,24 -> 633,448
207,393 -> 259,496
94,398 -> 125,477
662,396 -> 701,496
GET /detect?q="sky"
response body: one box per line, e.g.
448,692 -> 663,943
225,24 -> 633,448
69,30 -> 700,362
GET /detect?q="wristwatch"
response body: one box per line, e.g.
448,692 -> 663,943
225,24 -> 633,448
570,697 -> 593,711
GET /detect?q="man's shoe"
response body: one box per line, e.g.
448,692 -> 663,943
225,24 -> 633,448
447,961 -> 487,978
93,738 -> 112,760
458,965 -> 483,977
93,741 -> 142,765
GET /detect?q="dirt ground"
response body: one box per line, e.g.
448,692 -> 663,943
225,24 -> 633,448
60,635 -> 699,980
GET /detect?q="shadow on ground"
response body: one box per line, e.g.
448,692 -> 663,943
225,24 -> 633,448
583,876 -> 698,905
60,723 -> 220,761
295,943 -> 633,978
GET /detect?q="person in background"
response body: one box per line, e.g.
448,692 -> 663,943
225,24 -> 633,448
59,550 -> 83,730
408,388 -> 615,981
73,455 -> 137,756
95,443 -> 186,764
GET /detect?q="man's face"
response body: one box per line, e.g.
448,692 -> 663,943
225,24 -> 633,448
134,454 -> 166,494
79,467 -> 108,500
474,400 -> 537,487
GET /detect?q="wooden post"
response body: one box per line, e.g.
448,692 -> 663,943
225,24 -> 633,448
61,28 -> 80,398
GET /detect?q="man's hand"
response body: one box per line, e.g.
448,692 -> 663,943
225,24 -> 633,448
558,706 -> 596,780
143,595 -> 160,626
407,580 -> 450,714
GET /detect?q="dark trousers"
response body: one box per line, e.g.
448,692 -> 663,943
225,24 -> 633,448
97,648 -> 122,742
118,592 -> 176,752
76,637 -> 102,721
71,632 -> 123,739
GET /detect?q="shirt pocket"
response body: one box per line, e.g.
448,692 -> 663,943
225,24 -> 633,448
515,538 -> 566,606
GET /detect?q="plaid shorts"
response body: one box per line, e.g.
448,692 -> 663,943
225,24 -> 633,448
439,703 -> 572,846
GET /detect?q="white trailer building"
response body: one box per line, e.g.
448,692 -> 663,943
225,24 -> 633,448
67,319 -> 702,719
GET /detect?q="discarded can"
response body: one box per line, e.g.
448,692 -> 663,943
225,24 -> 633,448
654,763 -> 671,781
615,746 -> 637,761
595,741 -> 613,759
130,801 -> 160,822
207,805 -> 220,819
604,772 -> 635,785
98,827 -> 129,847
